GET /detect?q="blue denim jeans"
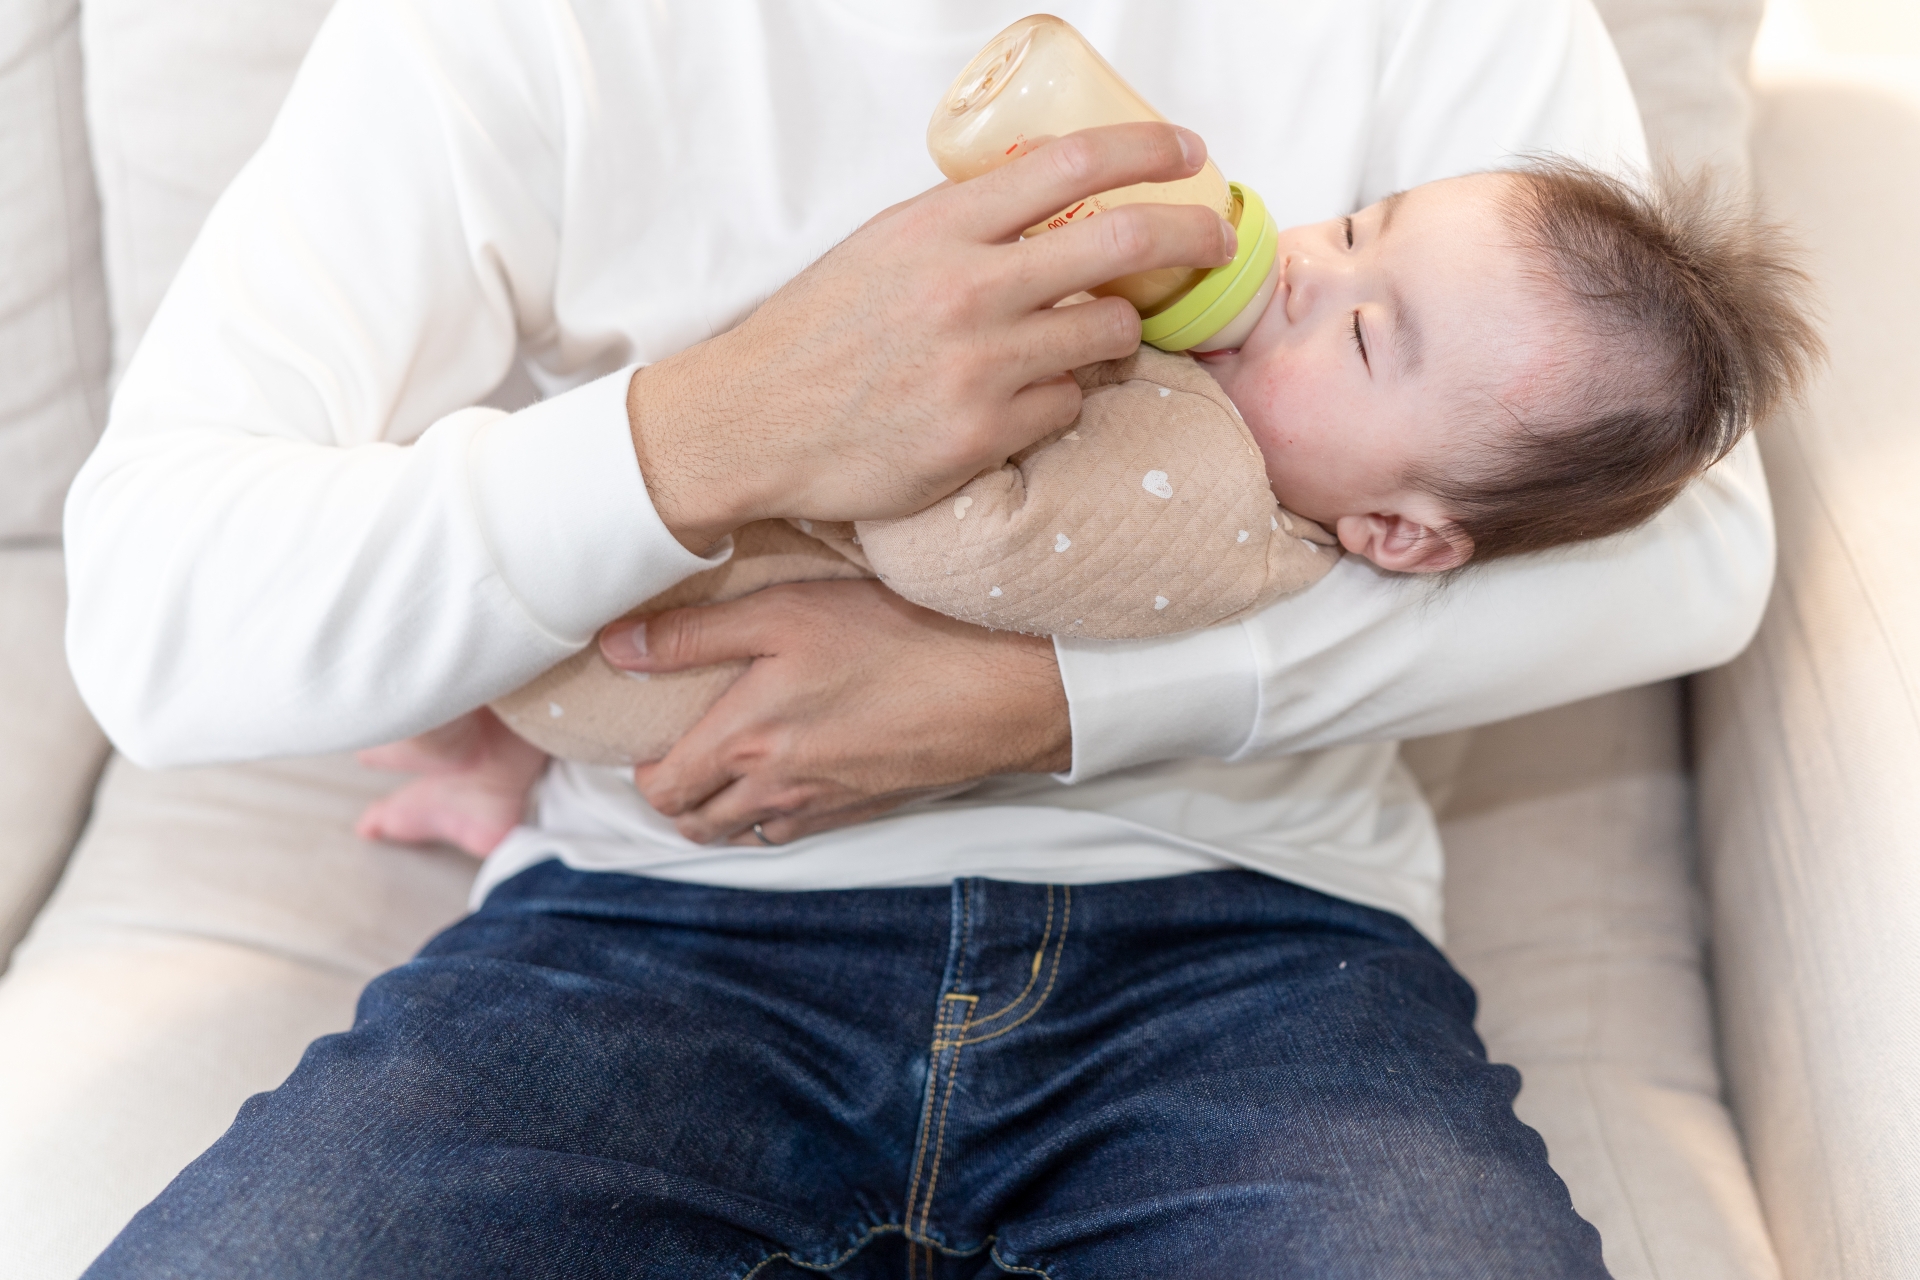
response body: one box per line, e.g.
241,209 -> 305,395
85,864 -> 1607,1278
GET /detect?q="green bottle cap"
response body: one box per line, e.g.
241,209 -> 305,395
1139,182 -> 1279,352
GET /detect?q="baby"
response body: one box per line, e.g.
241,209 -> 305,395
356,159 -> 1820,855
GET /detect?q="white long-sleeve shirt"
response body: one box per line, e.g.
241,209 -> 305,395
64,0 -> 1769,942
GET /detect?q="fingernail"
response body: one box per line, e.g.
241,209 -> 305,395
1220,216 -> 1239,261
601,620 -> 647,666
1175,127 -> 1205,170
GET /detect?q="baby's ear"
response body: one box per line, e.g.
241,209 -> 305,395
1334,513 -> 1471,574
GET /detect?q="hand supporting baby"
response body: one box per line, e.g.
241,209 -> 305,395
359,159 -> 1823,856
357,346 -> 1334,854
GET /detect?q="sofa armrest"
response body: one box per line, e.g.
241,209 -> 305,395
1694,72 -> 1920,1280
0,549 -> 110,963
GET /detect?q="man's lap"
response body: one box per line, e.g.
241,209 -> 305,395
83,865 -> 1607,1279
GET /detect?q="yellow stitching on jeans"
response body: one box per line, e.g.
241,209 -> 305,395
907,997 -> 966,1232
913,993 -> 977,1241
903,995 -> 957,1227
741,1225 -> 993,1279
965,885 -> 1055,1030
905,996 -> 968,1261
905,882 -> 976,1240
957,885 -> 1071,1047
954,878 -> 975,992
896,1228 -> 997,1280
988,1243 -> 1057,1278
738,1222 -> 904,1278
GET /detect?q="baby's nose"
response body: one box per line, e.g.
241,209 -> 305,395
1282,252 -> 1316,320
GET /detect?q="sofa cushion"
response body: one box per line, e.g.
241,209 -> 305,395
1435,683 -> 1779,1280
0,549 -> 108,964
0,753 -> 474,1278
1695,71 -> 1920,1280
1590,0 -> 1767,181
1421,3 -> 1782,1274
39,2 -> 1785,1277
82,0 -> 339,380
0,0 -> 109,540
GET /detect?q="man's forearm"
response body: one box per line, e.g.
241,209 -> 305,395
1055,436 -> 1772,778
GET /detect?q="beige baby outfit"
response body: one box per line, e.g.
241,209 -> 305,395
494,347 -> 1338,765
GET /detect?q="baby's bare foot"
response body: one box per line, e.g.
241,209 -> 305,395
355,771 -> 532,858
356,709 -> 550,857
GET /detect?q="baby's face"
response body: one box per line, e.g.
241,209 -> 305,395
1196,173 -> 1570,572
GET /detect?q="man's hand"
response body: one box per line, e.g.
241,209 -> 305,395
631,122 -> 1236,551
597,581 -> 1071,845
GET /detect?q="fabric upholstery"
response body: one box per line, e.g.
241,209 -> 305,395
0,753 -> 475,1278
81,0 -> 339,380
0,0 -> 108,540
1434,683 -> 1779,1280
0,0 -> 1809,1276
1695,73 -> 1920,1280
1418,1 -> 1784,1274
0,550 -> 107,964
1589,0 -> 1767,182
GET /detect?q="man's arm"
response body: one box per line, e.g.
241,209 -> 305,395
619,0 -> 1767,840
617,437 -> 1767,840
65,0 -> 624,766
1058,0 -> 1773,776
64,0 -> 1231,768
1061,440 -> 1771,774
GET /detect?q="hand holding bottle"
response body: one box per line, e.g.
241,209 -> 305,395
629,121 -> 1237,553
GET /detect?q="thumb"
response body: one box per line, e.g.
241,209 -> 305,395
598,597 -> 776,673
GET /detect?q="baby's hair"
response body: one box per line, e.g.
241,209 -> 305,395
1421,159 -> 1824,564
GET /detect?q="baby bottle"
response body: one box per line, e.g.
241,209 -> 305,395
927,14 -> 1278,352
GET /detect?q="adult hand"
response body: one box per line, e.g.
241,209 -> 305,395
630,122 -> 1236,551
597,581 -> 1071,845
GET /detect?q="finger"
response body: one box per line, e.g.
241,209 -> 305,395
668,775 -> 767,845
632,751 -> 738,823
599,591 -> 788,672
685,772 -> 818,846
733,795 -> 907,846
959,123 -> 1208,242
653,743 -> 807,845
996,371 -> 1086,448
1009,200 -> 1236,314
1006,295 -> 1142,383
630,667 -> 782,818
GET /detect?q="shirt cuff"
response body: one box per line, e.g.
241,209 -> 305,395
1052,622 -> 1261,783
467,365 -> 730,643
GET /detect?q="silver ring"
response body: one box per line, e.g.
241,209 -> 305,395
751,822 -> 775,846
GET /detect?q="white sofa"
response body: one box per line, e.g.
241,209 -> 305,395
0,1 -> 1914,1276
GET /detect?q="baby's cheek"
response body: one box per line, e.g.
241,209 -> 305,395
1255,436 -> 1305,507
1218,356 -> 1312,493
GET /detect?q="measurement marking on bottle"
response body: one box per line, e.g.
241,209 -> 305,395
1046,201 -> 1090,231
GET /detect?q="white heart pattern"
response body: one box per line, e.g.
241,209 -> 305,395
1142,470 -> 1174,500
